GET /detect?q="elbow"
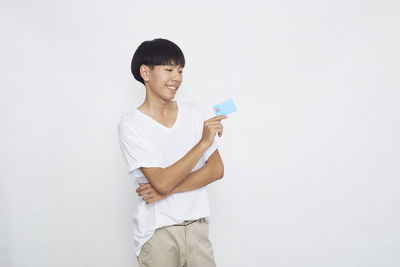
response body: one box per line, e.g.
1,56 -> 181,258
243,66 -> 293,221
153,179 -> 171,195
158,174 -> 174,195
157,173 -> 173,195
158,184 -> 172,195
146,181 -> 169,195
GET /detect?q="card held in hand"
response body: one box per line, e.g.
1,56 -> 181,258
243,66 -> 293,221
213,98 -> 237,116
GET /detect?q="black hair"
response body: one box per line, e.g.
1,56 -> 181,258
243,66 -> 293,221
131,38 -> 186,85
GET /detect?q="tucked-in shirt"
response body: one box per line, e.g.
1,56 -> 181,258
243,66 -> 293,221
117,100 -> 218,257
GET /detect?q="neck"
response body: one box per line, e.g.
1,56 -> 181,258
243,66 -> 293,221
139,98 -> 176,117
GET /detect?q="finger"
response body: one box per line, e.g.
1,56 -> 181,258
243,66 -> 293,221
142,195 -> 152,200
210,125 -> 223,132
136,186 -> 146,194
205,121 -> 224,127
208,116 -> 228,122
138,183 -> 152,192
143,192 -> 155,201
145,196 -> 155,205
204,124 -> 224,132
136,183 -> 148,192
207,115 -> 228,122
215,126 -> 223,137
214,115 -> 228,120
218,128 -> 223,137
138,188 -> 152,197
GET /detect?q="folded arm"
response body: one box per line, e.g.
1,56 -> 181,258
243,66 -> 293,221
137,149 -> 224,203
168,149 -> 224,195
139,141 -> 208,194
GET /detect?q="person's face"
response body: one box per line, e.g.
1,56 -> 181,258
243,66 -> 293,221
141,64 -> 183,101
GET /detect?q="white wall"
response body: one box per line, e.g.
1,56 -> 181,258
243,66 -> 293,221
1,0 -> 399,266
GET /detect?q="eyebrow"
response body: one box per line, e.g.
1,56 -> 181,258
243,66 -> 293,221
165,65 -> 183,69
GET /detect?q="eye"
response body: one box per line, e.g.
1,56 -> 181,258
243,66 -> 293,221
165,69 -> 183,73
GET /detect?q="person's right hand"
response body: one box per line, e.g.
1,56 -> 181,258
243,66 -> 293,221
200,115 -> 228,148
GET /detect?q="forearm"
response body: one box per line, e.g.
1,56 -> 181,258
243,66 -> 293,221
159,141 -> 209,194
168,163 -> 222,195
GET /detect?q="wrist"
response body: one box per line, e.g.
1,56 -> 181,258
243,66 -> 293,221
197,140 -> 209,151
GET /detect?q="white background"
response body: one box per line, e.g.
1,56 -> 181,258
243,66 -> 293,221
1,0 -> 399,266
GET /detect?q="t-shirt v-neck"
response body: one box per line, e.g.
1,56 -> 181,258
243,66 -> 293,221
134,101 -> 181,132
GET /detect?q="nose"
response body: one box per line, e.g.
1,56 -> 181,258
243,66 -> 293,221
172,70 -> 182,82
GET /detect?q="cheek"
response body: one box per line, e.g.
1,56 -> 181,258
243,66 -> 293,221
157,77 -> 168,87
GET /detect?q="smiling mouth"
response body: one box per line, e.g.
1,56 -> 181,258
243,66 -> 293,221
166,85 -> 178,91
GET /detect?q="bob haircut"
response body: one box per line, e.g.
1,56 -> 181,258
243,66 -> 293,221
131,38 -> 186,85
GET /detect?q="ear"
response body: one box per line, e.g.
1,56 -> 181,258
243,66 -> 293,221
140,64 -> 151,82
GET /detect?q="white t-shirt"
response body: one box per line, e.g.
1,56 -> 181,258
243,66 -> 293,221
117,100 -> 218,257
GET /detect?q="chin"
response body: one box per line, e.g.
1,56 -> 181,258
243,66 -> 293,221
162,96 -> 175,102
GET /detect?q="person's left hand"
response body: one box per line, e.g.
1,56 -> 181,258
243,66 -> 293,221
136,183 -> 170,205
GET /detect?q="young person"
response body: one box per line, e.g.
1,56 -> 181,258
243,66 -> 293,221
117,38 -> 227,267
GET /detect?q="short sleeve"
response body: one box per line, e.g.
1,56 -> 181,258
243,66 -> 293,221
190,102 -> 220,162
118,122 -> 161,177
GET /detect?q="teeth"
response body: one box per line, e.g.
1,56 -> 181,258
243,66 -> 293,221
167,86 -> 177,90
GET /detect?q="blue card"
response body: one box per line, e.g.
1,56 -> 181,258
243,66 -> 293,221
213,98 -> 237,116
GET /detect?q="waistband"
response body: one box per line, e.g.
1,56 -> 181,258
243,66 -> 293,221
172,218 -> 204,226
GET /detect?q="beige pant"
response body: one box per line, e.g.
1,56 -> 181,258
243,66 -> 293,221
137,217 -> 217,267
